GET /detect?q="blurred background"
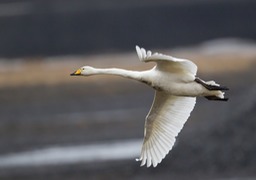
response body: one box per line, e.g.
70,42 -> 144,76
0,0 -> 256,179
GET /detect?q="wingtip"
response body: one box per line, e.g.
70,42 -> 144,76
136,156 -> 160,168
136,45 -> 143,52
135,45 -> 143,60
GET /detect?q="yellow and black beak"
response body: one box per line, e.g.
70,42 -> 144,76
70,69 -> 82,76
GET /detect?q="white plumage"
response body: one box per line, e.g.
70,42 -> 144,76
137,92 -> 196,167
135,46 -> 197,77
71,46 -> 228,167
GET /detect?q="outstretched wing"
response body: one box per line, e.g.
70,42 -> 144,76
137,91 -> 196,167
136,46 -> 198,77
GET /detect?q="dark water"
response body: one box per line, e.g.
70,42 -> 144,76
0,0 -> 256,57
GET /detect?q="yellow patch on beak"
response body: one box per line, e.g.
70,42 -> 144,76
70,69 -> 82,76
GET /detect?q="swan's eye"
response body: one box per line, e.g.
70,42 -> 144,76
82,68 -> 85,70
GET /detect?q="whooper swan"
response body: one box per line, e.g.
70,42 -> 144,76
71,46 -> 229,167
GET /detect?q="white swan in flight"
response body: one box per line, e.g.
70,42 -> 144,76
71,46 -> 228,167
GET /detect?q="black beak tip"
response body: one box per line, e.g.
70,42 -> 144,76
70,71 -> 80,76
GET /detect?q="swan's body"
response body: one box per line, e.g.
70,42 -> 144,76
71,46 -> 228,167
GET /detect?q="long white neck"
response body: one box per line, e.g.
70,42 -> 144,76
89,67 -> 146,82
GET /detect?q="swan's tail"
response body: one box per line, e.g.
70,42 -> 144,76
205,95 -> 229,101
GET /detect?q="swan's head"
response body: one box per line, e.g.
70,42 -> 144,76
70,66 -> 95,76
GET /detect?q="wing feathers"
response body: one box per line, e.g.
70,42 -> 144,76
146,144 -> 152,167
135,45 -> 198,76
135,46 -> 197,167
152,133 -> 165,159
137,92 -> 196,167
